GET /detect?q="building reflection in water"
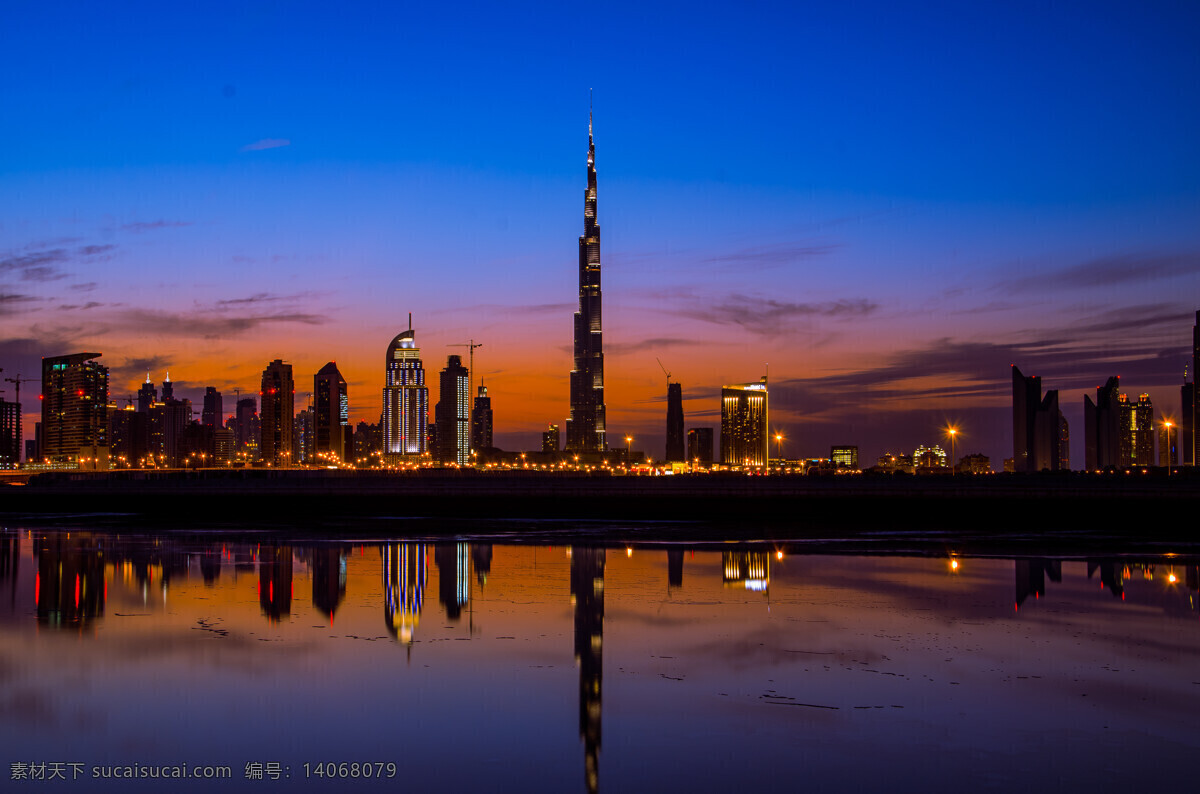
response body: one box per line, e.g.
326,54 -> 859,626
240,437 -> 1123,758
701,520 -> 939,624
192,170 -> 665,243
435,542 -> 469,621
1015,559 -> 1062,609
570,546 -> 604,794
258,545 -> 293,622
1,530 -> 18,611
667,549 -> 684,590
722,549 -> 769,593
382,543 -> 426,644
472,543 -> 492,588
35,533 -> 106,629
311,545 -> 347,623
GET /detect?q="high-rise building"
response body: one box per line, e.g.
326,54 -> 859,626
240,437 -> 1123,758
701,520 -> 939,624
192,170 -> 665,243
542,423 -> 560,453
382,317 -> 428,458
665,382 -> 684,462
1084,376 -> 1121,471
567,107 -> 607,453
0,399 -> 20,468
107,405 -> 148,467
149,397 -> 192,466
1193,310 -> 1199,464
260,359 -> 294,465
435,355 -> 469,465
1119,393 -> 1154,467
721,377 -> 768,467
201,387 -> 223,429
137,374 -> 156,413
1159,419 -> 1177,467
1011,365 -> 1066,472
235,397 -> 259,458
314,362 -> 349,462
1182,382 -> 1194,466
687,427 -> 714,466
41,352 -> 109,465
294,406 -> 315,463
471,385 -> 493,452
160,372 -> 174,402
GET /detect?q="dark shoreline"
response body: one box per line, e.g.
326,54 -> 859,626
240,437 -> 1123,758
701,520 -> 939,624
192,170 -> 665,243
3,470 -> 1198,545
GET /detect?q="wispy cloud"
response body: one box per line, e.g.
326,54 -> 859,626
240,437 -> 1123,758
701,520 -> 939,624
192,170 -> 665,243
116,307 -> 327,339
1002,251 -> 1200,293
0,244 -> 118,284
214,291 -> 321,307
607,337 -> 706,355
121,220 -> 192,233
239,138 -> 291,152
701,243 -> 839,269
674,294 -> 879,337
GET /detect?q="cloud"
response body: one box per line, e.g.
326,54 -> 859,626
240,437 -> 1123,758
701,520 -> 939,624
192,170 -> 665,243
214,292 -> 321,307
78,244 -> 117,257
607,337 -> 706,355
69,282 -> 98,292
674,294 -> 879,336
0,243 -> 119,284
0,293 -> 44,316
701,244 -> 839,268
115,308 -> 327,339
239,138 -> 291,152
20,266 -> 68,282
120,220 -> 192,233
1002,252 -> 1200,293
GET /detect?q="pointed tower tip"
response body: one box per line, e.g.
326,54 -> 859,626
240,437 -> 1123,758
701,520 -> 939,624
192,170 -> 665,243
408,312 -> 412,331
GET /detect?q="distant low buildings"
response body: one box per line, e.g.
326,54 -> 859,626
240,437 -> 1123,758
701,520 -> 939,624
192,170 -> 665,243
830,445 -> 858,469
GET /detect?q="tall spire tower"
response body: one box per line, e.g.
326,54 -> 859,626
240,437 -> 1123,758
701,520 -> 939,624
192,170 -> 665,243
567,96 -> 607,452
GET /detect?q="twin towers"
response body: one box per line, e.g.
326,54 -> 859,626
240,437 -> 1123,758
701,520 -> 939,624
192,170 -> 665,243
382,109 -> 608,458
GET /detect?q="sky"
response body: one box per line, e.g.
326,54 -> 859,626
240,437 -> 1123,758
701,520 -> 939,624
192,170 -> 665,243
2,0 -> 1200,466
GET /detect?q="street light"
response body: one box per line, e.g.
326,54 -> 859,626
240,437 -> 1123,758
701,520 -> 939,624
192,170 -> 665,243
625,435 -> 633,466
774,432 -> 784,469
1163,419 -> 1174,475
945,426 -> 959,475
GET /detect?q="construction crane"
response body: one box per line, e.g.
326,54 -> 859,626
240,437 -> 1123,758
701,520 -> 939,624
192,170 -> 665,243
656,358 -> 671,384
4,374 -> 35,407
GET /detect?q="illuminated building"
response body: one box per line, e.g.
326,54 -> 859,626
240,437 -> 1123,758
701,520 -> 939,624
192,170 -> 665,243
160,372 -> 174,401
542,423 -> 560,453
831,445 -> 858,469
382,317 -> 428,458
260,359 -> 295,465
1084,376 -> 1121,470
1118,392 -> 1154,466
41,352 -> 109,465
665,383 -> 684,462
959,453 -> 992,474
435,355 -> 469,465
201,387 -> 223,429
314,362 -> 349,462
687,427 -> 713,466
0,399 -> 19,468
471,385 -> 493,452
1011,365 -> 1066,472
382,542 -> 426,644
213,427 -> 234,464
294,406 -> 314,463
567,107 -> 607,454
914,445 -> 948,469
107,405 -> 147,467
721,377 -> 768,467
570,546 -> 605,794
148,397 -> 192,466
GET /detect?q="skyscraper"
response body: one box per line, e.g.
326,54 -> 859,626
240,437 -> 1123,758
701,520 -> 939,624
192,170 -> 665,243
314,362 -> 349,462
687,427 -> 714,466
137,374 -> 156,413
383,316 -> 428,458
721,377 -> 768,467
1084,376 -> 1121,471
567,106 -> 606,453
471,385 -> 493,452
542,423 -> 560,453
1119,392 -> 1154,466
665,382 -> 684,462
41,352 -> 109,464
1192,309 -> 1199,464
1011,365 -> 1065,472
260,359 -> 294,465
235,397 -> 259,458
435,355 -> 469,465
0,399 -> 20,468
201,387 -> 223,429
1182,381 -> 1194,466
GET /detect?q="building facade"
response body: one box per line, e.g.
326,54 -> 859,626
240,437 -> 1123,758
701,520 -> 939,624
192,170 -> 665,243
542,423 -> 560,453
471,385 -> 493,452
1011,365 -> 1066,472
665,382 -> 684,462
314,361 -> 349,462
260,359 -> 294,465
201,387 -> 223,429
721,377 -> 768,467
687,427 -> 714,466
382,320 -> 428,458
567,109 -> 607,453
1119,393 -> 1154,467
41,352 -> 109,465
435,355 -> 470,465
1084,376 -> 1121,471
0,399 -> 19,468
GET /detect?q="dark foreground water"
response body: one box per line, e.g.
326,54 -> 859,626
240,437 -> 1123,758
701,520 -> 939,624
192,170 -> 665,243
1,527 -> 1198,792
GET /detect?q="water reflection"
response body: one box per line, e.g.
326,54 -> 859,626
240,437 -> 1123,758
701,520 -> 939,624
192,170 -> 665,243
1,529 -> 1199,791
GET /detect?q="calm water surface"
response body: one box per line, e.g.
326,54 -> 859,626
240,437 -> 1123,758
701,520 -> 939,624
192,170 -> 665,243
1,528 -> 1198,791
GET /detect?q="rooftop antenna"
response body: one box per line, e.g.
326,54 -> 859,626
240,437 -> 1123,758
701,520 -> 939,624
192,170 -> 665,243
408,312 -> 412,332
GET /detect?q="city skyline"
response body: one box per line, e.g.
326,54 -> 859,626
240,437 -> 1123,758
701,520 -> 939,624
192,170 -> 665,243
2,2 -> 1200,467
